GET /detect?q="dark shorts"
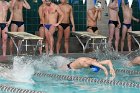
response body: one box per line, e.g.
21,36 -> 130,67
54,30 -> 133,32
87,26 -> 98,32
11,21 -> 24,27
0,23 -> 7,30
108,20 -> 119,27
59,23 -> 70,30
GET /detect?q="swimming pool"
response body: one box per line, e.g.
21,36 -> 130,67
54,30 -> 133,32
0,50 -> 140,93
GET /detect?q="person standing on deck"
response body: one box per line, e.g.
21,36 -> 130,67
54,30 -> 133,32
42,0 -> 64,55
9,0 -> 31,55
87,1 -> 102,34
38,0 -> 47,55
121,0 -> 139,52
0,0 -> 13,56
108,0 -> 121,52
56,0 -> 75,54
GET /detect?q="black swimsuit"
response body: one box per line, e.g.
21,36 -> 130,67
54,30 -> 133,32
87,26 -> 98,32
67,62 -> 72,69
39,24 -> 44,29
108,20 -> 119,27
0,23 -> 6,30
59,23 -> 70,30
11,21 -> 24,27
122,23 -> 131,29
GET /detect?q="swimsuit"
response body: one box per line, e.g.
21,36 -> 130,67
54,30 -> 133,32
59,23 -> 70,30
0,23 -> 6,30
38,24 -> 44,29
122,23 -> 131,29
67,62 -> 72,69
87,26 -> 98,32
108,20 -> 119,27
11,21 -> 24,27
44,24 -> 52,30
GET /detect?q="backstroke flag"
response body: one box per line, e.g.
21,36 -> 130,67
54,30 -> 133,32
128,0 -> 133,7
138,0 -> 140,9
106,0 -> 110,6
93,0 -> 97,5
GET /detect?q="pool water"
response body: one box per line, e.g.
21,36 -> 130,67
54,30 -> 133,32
0,50 -> 140,93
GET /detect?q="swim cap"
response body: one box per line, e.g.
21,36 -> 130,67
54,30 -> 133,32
90,65 -> 100,72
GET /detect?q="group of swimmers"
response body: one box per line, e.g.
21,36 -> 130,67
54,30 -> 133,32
88,0 -> 140,52
0,0 -> 140,56
0,0 -> 75,56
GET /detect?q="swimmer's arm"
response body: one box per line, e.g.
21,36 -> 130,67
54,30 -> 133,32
121,0 -> 125,7
97,9 -> 102,21
9,0 -> 16,8
99,60 -> 115,76
7,3 -> 13,25
70,6 -> 75,31
23,0 -> 31,9
91,61 -> 108,76
38,7 -> 44,24
87,10 -> 98,21
56,6 -> 64,25
117,15 -> 121,28
132,16 -> 139,22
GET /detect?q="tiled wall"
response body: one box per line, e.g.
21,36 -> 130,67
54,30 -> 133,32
22,0 -> 86,34
131,0 -> 140,31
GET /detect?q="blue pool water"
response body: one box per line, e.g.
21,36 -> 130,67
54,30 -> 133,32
0,49 -> 140,93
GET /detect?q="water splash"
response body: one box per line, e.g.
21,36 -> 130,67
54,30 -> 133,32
88,45 -> 127,61
0,56 -> 35,83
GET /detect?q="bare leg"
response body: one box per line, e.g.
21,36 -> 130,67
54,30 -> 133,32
49,26 -> 56,55
18,25 -> 24,32
127,27 -> 132,52
64,26 -> 70,54
87,28 -> 93,33
121,25 -> 127,52
108,24 -> 115,48
114,27 -> 120,52
38,27 -> 45,55
2,27 -> 8,56
56,25 -> 64,54
10,24 -> 18,55
44,29 -> 50,55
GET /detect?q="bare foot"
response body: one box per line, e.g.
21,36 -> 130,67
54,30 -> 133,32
49,51 -> 53,56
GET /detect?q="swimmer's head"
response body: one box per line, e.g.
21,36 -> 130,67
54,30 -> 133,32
60,0 -> 67,3
45,0 -> 51,6
90,65 -> 100,72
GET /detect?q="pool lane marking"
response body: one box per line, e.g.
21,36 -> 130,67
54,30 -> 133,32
34,73 -> 140,88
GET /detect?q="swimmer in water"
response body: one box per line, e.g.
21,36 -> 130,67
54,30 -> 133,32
61,57 -> 115,77
128,56 -> 140,66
